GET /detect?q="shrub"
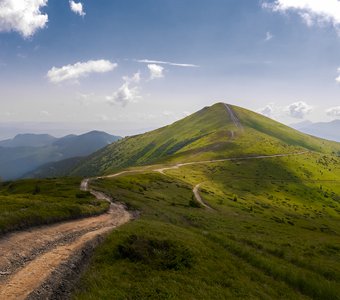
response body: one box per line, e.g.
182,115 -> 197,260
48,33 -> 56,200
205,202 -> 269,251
117,235 -> 194,270
33,185 -> 41,195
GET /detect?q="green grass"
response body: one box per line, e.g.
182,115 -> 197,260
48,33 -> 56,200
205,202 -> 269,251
73,151 -> 340,299
0,178 -> 109,235
69,103 -> 340,177
69,103 -> 340,298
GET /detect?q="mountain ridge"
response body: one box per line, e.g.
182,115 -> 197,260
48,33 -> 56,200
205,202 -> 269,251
67,102 -> 340,177
0,131 -> 121,180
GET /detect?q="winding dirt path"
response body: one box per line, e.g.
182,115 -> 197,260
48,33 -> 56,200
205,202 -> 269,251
0,151 -> 310,299
193,184 -> 213,210
0,180 -> 131,300
155,152 -> 308,209
154,152 -> 308,174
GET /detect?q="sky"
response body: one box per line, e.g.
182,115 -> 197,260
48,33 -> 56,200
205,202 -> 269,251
0,0 -> 340,138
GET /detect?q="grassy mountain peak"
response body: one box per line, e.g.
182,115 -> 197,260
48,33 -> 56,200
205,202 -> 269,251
70,102 -> 340,177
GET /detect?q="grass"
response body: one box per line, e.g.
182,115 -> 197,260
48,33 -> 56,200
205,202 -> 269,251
3,102 -> 339,298
69,103 -> 340,177
0,177 -> 109,235
73,151 -> 340,299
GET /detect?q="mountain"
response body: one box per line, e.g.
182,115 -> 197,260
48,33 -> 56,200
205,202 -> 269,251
71,103 -> 340,299
0,134 -> 56,148
69,103 -> 340,177
52,131 -> 120,158
291,119 -> 340,142
0,131 -> 121,180
24,157 -> 85,179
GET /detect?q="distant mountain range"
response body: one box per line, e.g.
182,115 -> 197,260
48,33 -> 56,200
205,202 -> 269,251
291,120 -> 340,142
0,131 -> 121,180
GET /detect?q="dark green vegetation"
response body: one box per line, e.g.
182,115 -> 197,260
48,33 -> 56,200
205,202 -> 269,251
72,103 -> 340,299
0,131 -> 120,180
26,156 -> 85,179
0,178 -> 109,235
70,103 -> 340,177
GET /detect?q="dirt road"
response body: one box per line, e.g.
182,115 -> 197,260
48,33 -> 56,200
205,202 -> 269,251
0,180 -> 131,300
154,152 -> 308,174
193,184 -> 213,210
0,144 -> 309,298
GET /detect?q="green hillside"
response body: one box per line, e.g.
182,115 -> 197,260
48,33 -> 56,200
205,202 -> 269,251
74,152 -> 340,299
0,178 -> 109,235
72,103 -> 340,299
70,103 -> 340,177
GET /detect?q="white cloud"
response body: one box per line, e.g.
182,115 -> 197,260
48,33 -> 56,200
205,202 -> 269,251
258,104 -> 274,117
326,106 -> 340,117
265,31 -> 273,41
137,59 -> 199,68
335,68 -> 340,83
106,72 -> 142,106
262,0 -> 340,30
47,59 -> 117,83
123,71 -> 141,84
286,101 -> 313,119
0,0 -> 48,38
69,1 -> 85,17
148,64 -> 164,80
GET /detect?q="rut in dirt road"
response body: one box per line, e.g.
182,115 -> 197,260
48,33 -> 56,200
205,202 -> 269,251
0,179 -> 132,300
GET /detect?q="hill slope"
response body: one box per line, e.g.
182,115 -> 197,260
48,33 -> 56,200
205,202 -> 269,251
70,103 -> 340,177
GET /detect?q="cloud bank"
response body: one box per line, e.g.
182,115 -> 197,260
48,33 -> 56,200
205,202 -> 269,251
286,101 -> 313,119
326,106 -> 340,117
47,59 -> 117,83
0,0 -> 48,38
262,0 -> 340,29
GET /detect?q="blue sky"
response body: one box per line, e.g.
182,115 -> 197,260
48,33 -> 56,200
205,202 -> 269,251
1,0 -> 340,137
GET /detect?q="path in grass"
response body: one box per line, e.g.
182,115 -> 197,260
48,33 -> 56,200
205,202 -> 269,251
0,151 -> 310,299
225,103 -> 243,130
193,183 -> 214,210
0,180 -> 131,300
154,152 -> 309,174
